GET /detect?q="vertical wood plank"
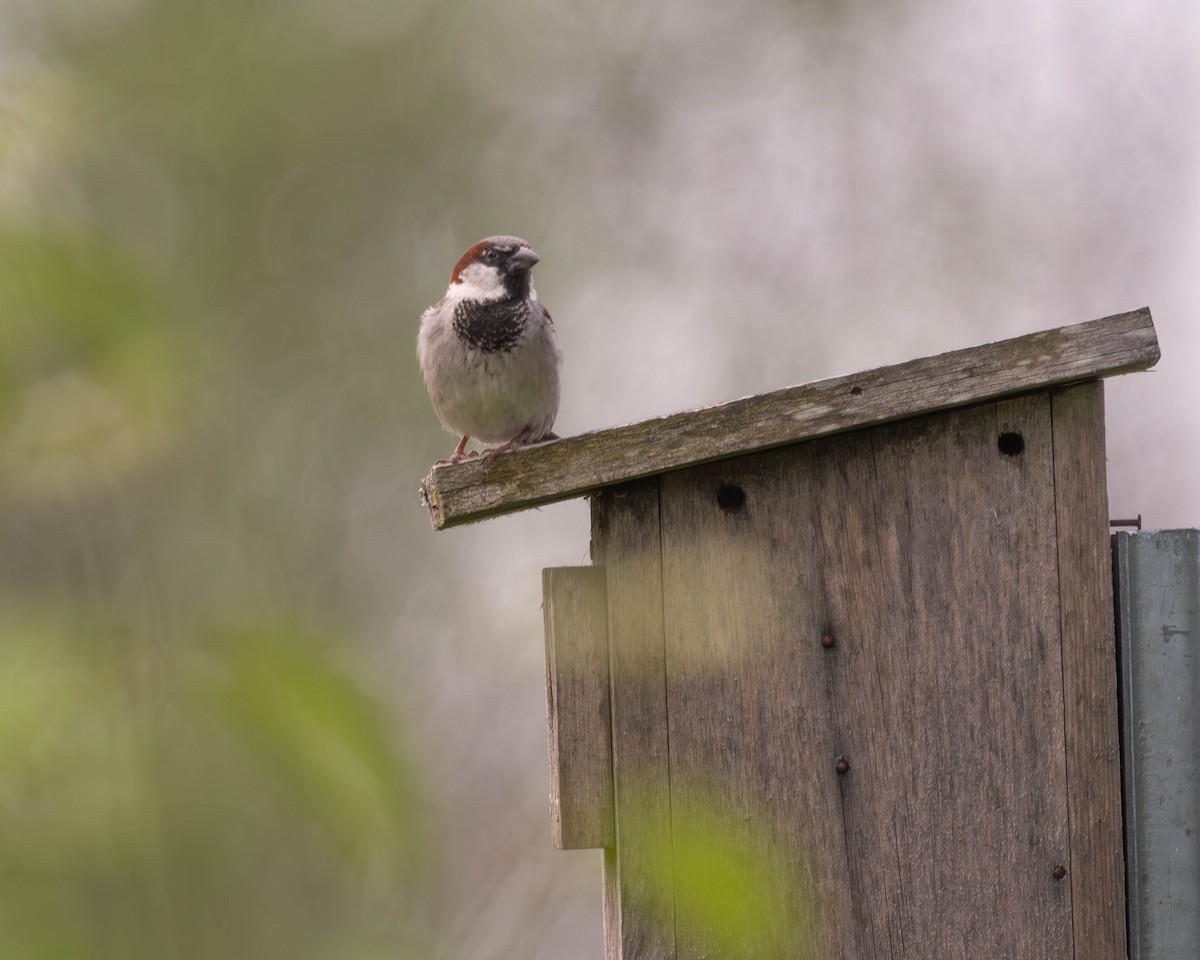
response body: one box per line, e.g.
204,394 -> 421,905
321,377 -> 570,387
657,398 -> 1075,959
543,566 -> 614,850
658,442 -> 843,960
854,397 -> 1072,955
593,480 -> 675,960
1051,381 -> 1127,960
841,396 -> 1071,956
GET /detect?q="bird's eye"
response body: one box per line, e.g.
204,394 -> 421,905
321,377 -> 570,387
482,249 -> 499,263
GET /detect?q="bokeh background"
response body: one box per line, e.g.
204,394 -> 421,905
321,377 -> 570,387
0,0 -> 1196,957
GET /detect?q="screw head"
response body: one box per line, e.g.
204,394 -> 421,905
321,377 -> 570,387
835,756 -> 850,776
820,633 -> 836,649
1053,864 -> 1067,880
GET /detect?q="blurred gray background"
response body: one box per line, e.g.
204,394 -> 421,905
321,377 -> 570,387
0,0 -> 1195,957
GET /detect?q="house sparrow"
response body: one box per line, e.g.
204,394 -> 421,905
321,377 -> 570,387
418,236 -> 561,464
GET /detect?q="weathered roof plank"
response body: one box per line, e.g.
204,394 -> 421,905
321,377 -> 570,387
420,307 -> 1159,529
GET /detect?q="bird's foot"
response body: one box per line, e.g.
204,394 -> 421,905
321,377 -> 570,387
479,431 -> 560,462
432,451 -> 481,467
479,443 -> 518,462
430,435 -> 482,466
433,448 -> 480,468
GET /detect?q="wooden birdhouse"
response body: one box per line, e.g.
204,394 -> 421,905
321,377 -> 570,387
421,309 -> 1160,960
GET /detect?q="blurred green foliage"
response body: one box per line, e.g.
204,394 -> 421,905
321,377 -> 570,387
0,0 -> 461,955
0,227 -> 182,496
623,782 -> 816,959
212,621 -> 424,868
0,606 -> 427,959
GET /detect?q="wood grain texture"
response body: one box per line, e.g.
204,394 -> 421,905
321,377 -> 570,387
1050,382 -> 1127,960
655,399 -> 1074,958
543,566 -> 614,850
657,443 -> 844,959
420,308 -> 1158,529
593,481 -> 675,960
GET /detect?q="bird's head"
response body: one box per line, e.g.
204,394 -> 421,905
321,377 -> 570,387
446,236 -> 540,303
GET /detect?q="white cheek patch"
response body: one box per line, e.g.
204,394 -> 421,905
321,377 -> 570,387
444,262 -> 507,302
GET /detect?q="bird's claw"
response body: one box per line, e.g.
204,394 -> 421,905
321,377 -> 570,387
431,449 -> 482,467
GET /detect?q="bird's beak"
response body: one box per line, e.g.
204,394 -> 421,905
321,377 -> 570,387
507,247 -> 540,272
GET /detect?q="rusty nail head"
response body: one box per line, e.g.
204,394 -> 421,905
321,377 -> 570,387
1053,864 -> 1067,880
821,633 -> 836,649
835,756 -> 850,776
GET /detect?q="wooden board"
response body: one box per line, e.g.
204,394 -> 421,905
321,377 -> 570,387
420,308 -> 1158,529
542,566 -> 614,850
1050,382 -> 1127,960
653,399 -> 1075,958
592,481 -> 675,960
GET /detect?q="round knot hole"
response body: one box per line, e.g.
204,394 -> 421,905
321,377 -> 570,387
850,385 -> 863,396
716,484 -> 746,513
998,432 -> 1025,457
